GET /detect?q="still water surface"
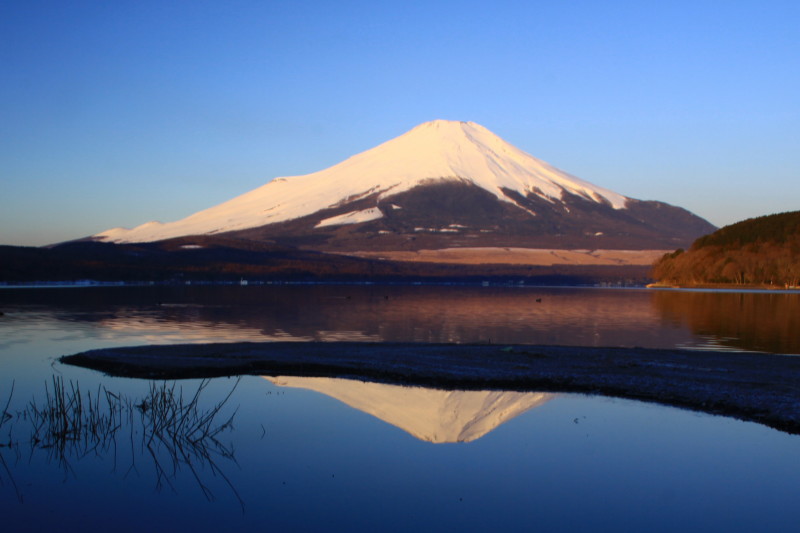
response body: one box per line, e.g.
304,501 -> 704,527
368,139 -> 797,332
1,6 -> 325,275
1,285 -> 799,532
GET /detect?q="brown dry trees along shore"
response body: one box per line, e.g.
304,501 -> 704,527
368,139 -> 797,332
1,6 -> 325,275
652,211 -> 800,287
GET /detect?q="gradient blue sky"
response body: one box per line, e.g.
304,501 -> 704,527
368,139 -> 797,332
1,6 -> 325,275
2,1 -> 798,246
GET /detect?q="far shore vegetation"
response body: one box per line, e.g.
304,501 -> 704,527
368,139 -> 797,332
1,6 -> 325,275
651,210 -> 800,288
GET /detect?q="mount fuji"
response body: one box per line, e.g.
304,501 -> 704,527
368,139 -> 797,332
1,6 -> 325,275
94,120 -> 714,252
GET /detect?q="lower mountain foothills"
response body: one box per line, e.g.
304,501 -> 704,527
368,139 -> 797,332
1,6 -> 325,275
0,236 -> 652,285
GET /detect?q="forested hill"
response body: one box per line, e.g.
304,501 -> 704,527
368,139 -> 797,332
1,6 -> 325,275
651,211 -> 800,287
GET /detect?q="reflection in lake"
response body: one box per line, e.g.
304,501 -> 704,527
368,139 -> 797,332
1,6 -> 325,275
0,285 -> 692,347
1,373 -> 553,512
653,290 -> 800,353
2,285 -> 800,531
265,376 -> 553,443
4,284 -> 798,352
4,372 -> 799,532
1,377 -> 241,507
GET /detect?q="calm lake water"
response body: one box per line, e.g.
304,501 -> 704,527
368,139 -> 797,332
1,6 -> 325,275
1,285 -> 799,532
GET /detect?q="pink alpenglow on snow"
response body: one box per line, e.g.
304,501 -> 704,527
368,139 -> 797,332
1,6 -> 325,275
94,120 -> 629,243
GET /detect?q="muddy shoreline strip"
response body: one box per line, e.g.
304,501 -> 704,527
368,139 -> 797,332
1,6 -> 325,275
61,342 -> 800,434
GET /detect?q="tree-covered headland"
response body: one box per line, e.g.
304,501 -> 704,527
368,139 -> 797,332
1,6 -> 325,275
651,211 -> 800,288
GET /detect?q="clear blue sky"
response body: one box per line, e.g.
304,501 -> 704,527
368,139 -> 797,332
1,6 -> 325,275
2,0 -> 798,246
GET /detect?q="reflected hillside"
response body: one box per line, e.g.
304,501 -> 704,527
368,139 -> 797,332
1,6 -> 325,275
265,376 -> 553,443
0,285 -> 692,348
652,291 -> 800,354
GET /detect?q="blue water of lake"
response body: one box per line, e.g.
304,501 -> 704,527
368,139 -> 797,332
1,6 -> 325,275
1,285 -> 798,532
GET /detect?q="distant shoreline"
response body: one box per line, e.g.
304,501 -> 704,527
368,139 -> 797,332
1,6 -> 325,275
647,282 -> 800,291
0,279 -> 645,289
0,241 -> 654,286
62,342 -> 800,435
4,280 -> 799,294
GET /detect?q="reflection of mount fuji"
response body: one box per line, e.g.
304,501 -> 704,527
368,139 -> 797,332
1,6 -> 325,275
264,376 -> 553,443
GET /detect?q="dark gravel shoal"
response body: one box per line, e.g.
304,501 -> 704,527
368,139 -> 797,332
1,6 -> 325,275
61,342 -> 800,435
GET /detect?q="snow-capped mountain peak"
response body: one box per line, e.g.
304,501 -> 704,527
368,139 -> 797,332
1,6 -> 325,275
95,120 -> 629,243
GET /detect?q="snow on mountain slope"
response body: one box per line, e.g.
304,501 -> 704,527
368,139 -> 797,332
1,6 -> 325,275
95,120 -> 629,243
314,207 -> 384,228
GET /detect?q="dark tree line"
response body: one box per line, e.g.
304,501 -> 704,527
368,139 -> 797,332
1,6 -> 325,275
652,211 -> 800,287
1,236 -> 651,286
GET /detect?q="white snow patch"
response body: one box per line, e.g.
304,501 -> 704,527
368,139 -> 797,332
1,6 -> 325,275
314,207 -> 383,228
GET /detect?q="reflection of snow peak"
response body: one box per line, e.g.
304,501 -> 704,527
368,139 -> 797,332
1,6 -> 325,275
95,120 -> 629,243
314,208 -> 383,228
265,376 -> 553,443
